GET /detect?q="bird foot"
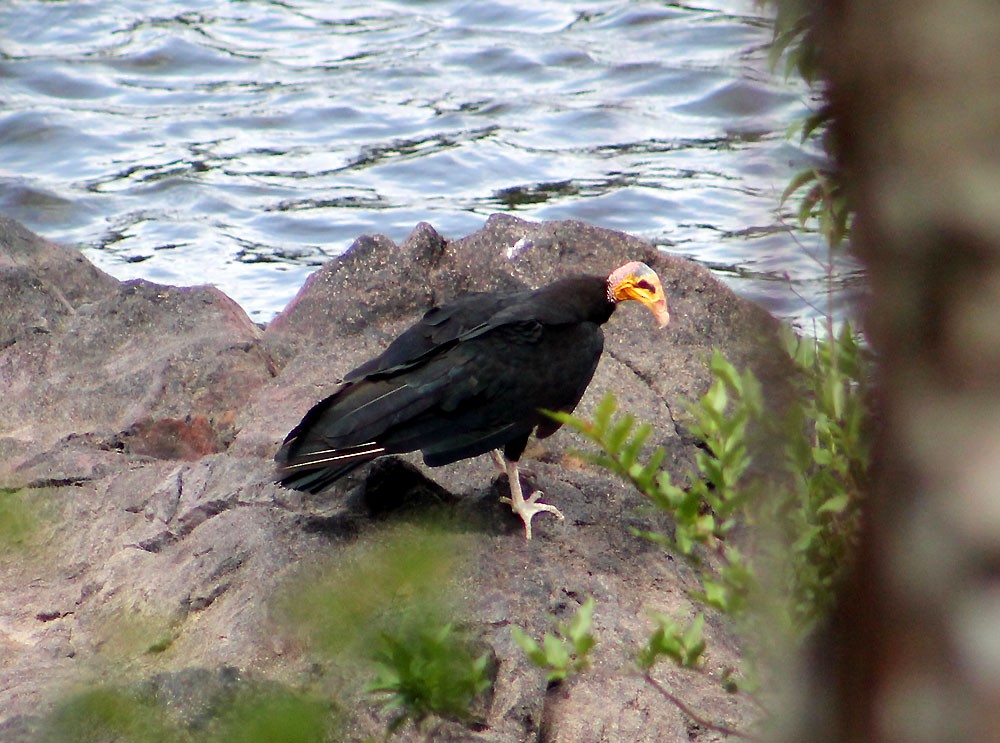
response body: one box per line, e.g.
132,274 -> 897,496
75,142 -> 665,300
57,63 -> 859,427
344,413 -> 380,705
497,456 -> 564,539
500,491 -> 564,540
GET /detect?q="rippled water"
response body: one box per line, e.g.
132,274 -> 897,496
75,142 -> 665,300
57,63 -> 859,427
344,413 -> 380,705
0,0 -> 861,324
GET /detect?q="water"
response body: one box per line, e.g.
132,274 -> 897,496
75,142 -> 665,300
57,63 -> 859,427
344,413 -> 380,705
0,0 -> 861,325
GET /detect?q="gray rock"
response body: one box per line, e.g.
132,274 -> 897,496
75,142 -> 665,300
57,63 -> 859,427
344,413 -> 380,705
0,213 -> 783,741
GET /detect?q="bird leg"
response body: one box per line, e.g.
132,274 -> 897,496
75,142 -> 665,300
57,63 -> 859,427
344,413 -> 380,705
490,449 -> 507,475
498,458 -> 564,540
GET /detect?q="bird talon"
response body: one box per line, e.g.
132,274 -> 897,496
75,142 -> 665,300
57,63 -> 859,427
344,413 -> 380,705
500,496 -> 563,540
500,460 -> 564,540
525,489 -> 546,505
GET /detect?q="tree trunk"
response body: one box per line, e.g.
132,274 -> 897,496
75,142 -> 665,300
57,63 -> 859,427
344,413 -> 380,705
794,1 -> 1000,741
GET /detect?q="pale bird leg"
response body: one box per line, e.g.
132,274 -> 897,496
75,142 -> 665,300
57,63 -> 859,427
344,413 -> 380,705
489,449 -> 507,475
498,458 -> 564,540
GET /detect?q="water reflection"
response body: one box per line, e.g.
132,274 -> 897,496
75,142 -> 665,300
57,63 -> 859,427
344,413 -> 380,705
0,0 -> 861,325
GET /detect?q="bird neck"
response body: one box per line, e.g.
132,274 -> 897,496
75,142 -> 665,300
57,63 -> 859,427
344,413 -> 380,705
537,275 -> 616,324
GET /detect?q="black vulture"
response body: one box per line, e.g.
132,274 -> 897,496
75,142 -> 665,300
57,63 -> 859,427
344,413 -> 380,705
275,261 -> 669,539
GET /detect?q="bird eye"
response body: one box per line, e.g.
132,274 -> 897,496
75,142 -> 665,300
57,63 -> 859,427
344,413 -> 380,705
635,280 -> 655,293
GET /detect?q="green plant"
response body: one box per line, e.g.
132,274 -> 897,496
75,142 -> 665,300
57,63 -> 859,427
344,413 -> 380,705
208,688 -> 333,743
636,612 -> 705,672
511,597 -> 596,684
765,0 -> 818,84
550,323 -> 870,733
275,525 -> 493,736
41,686 -> 183,743
781,163 -> 851,249
42,682 -> 337,743
763,1 -> 853,252
549,352 -> 763,567
776,324 -> 868,630
368,622 -> 492,734
276,525 -> 462,658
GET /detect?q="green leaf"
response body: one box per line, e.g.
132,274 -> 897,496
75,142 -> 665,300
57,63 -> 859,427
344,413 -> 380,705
610,414 -> 638,453
682,614 -> 706,667
701,580 -> 730,612
798,181 -> 824,225
812,447 -> 833,466
683,613 -> 704,647
621,423 -> 652,468
592,393 -> 618,437
709,379 -> 730,416
543,634 -> 570,669
791,525 -> 824,552
511,627 -> 546,668
541,408 -> 576,429
817,492 -> 850,516
698,453 -> 725,489
675,528 -> 694,555
695,512 -> 716,537
781,168 -> 818,205
801,105 -> 833,141
710,350 -> 742,392
631,527 -> 676,551
566,598 -> 595,644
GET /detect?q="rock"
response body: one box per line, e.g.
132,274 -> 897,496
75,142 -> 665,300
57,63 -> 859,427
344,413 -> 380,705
0,220 -> 276,472
0,213 -> 784,741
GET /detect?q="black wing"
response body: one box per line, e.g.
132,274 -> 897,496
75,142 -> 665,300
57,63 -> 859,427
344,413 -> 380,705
343,291 -> 522,382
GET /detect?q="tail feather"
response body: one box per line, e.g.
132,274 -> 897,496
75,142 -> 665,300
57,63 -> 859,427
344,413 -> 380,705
275,439 -> 385,493
275,459 -> 365,494
275,363 -> 463,493
277,440 -> 387,472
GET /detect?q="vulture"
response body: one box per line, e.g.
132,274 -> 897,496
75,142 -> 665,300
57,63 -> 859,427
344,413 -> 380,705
275,261 -> 669,539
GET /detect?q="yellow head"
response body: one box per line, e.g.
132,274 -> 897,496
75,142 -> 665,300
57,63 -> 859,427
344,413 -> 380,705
607,261 -> 670,328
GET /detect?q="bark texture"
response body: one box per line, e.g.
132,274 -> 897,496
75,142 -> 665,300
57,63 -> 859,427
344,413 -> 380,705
794,2 -> 1000,740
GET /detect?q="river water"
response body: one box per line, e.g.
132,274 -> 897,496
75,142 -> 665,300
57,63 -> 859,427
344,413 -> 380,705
0,0 -> 861,325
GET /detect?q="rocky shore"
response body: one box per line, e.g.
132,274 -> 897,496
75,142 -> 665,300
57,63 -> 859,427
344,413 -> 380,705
0,214 -> 784,741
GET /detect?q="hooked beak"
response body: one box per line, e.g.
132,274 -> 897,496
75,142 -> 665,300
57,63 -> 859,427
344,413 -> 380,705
647,297 -> 670,328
